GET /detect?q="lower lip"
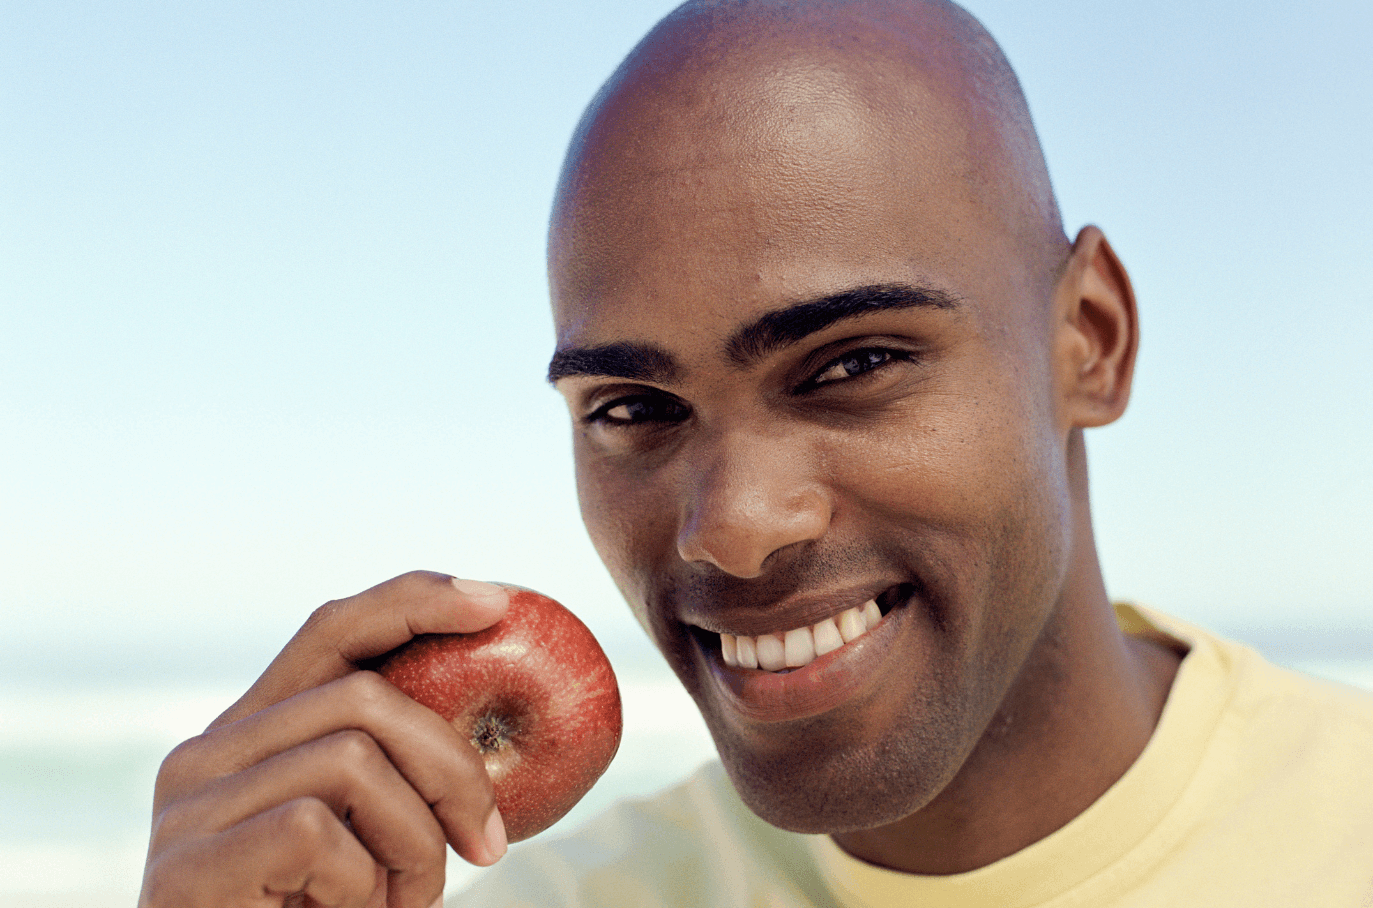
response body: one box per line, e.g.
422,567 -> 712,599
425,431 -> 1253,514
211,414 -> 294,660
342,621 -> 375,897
699,603 -> 906,724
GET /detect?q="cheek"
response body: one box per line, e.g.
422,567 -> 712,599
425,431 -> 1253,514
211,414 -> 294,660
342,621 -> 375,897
834,379 -> 1071,595
918,381 -> 1072,634
835,395 -> 1026,526
574,444 -> 670,624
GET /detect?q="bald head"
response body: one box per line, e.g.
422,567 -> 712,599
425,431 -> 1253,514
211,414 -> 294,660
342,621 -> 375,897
548,0 -> 1145,844
550,0 -> 1067,322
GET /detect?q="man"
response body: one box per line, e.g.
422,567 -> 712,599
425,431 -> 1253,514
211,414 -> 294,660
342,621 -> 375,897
138,1 -> 1373,906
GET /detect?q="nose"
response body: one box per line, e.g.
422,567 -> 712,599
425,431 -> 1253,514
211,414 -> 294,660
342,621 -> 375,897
675,427 -> 832,578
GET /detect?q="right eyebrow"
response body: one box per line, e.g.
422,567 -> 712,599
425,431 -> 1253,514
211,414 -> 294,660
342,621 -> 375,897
725,283 -> 960,366
546,341 -> 680,385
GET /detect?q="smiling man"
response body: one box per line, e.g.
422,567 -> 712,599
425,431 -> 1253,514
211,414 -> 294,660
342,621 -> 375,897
543,0 -> 1184,869
137,1 -> 1373,907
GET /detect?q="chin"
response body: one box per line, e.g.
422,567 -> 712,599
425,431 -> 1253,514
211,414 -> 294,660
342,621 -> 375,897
704,696 -> 968,835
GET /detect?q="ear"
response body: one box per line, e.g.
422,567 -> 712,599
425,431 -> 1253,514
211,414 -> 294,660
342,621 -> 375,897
1054,225 -> 1138,428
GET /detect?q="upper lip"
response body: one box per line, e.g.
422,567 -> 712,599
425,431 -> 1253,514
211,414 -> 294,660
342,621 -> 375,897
677,580 -> 901,638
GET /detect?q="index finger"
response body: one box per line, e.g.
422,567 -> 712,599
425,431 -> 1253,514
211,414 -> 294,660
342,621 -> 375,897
212,571 -> 509,727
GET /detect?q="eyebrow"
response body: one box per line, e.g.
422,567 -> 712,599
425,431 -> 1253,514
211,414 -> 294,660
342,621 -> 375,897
725,282 -> 959,366
546,341 -> 679,384
546,282 -> 958,384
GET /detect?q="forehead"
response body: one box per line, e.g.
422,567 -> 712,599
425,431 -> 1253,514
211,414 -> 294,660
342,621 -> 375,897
549,53 -> 1035,351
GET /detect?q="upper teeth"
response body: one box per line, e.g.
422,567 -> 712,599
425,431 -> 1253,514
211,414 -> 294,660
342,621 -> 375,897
720,600 -> 882,672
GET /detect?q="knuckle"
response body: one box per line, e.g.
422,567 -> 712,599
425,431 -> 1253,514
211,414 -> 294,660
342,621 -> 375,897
277,796 -> 341,846
396,569 -> 460,605
152,735 -> 210,807
154,737 -> 195,787
304,570 -> 447,632
394,827 -> 448,878
338,671 -> 405,728
150,795 -> 200,846
326,728 -> 387,778
415,823 -> 448,866
384,570 -> 439,606
340,668 -> 392,710
304,598 -> 347,634
397,568 -> 445,588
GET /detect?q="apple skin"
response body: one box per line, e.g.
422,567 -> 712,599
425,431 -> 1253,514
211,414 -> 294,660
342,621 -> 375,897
377,586 -> 623,842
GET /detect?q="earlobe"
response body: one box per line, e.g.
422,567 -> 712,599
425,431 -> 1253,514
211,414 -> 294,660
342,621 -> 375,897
1055,225 -> 1139,428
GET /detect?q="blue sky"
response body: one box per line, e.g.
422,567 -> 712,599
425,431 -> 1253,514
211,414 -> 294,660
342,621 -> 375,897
2,0 -> 1370,685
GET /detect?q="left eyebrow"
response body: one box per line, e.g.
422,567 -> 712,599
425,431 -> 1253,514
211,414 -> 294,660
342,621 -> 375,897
546,340 -> 680,385
725,283 -> 960,366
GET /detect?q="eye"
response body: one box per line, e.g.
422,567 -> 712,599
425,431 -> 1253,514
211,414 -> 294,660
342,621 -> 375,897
804,348 -> 903,389
585,393 -> 689,427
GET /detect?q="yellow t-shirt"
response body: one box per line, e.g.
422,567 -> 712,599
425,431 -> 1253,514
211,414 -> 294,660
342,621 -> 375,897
451,606 -> 1373,907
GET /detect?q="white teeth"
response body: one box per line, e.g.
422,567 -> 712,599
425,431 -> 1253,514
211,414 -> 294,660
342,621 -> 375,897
756,634 -> 786,671
838,606 -> 867,642
721,633 -> 738,667
718,599 -> 886,674
813,618 -> 843,656
736,634 -> 758,669
783,627 -> 815,667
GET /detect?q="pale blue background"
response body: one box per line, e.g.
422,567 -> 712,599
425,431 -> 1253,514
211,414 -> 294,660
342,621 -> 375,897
4,0 -> 1369,675
1,0 -> 1370,901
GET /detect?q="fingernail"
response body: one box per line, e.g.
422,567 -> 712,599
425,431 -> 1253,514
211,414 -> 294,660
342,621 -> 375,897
484,807 -> 508,863
451,577 -> 508,602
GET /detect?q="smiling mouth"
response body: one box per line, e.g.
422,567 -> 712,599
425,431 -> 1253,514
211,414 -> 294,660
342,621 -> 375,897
709,584 -> 910,673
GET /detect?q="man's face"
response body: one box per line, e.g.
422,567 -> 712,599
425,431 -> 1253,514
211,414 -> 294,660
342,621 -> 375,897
549,65 -> 1077,833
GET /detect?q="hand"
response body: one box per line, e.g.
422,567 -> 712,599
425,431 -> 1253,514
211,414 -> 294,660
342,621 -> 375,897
138,571 -> 513,908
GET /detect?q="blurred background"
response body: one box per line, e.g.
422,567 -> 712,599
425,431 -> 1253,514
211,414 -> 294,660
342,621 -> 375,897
2,0 -> 1369,904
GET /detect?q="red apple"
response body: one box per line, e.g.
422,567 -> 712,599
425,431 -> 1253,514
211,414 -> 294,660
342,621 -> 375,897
377,585 -> 622,842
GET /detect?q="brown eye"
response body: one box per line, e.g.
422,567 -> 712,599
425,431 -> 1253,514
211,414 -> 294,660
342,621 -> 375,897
809,349 -> 894,386
587,394 -> 689,426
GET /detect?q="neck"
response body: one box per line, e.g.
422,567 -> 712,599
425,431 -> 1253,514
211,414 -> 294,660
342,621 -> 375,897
831,437 -> 1182,874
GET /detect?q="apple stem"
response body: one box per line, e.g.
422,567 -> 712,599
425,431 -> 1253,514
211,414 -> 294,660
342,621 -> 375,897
471,712 -> 516,753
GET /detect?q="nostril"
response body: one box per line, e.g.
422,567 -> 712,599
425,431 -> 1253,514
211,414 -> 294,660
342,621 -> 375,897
676,515 -> 770,578
676,485 -> 832,579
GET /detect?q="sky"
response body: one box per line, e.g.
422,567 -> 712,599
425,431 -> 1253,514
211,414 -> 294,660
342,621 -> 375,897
2,0 -> 1370,689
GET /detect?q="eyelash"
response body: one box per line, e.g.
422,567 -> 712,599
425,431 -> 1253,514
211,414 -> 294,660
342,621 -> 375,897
584,394 -> 689,427
794,346 -> 912,393
583,345 -> 914,427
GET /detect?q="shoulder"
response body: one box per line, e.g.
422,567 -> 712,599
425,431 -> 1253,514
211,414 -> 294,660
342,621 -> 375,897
448,762 -> 833,908
1144,604 -> 1373,738
1089,606 -> 1373,902
1142,607 -> 1373,858
1218,631 -> 1373,788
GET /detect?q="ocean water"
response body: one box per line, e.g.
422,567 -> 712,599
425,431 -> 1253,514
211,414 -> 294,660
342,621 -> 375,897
0,665 -> 717,907
2,655 -> 1369,906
